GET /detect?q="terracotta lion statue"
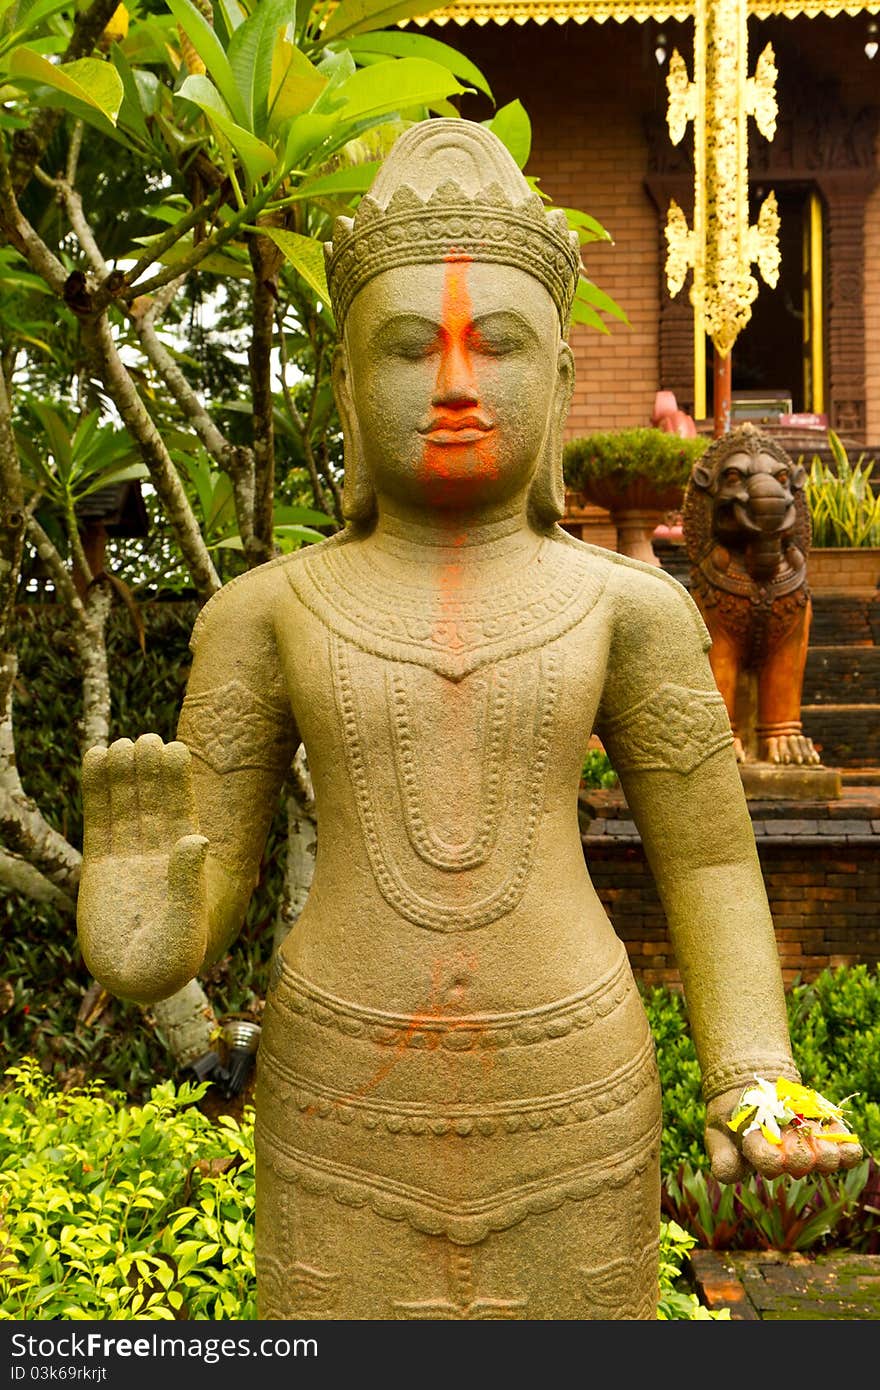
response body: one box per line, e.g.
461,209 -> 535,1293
682,422 -> 820,765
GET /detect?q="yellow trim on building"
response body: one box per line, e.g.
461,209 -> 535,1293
409,0 -> 880,25
808,191 -> 825,415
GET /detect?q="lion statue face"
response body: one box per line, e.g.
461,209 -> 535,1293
691,440 -> 805,541
684,423 -> 810,584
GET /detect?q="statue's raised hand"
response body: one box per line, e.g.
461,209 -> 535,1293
78,733 -> 208,1005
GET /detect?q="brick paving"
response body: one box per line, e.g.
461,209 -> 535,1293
689,1250 -> 880,1320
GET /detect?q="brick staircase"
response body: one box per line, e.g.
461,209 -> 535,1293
802,591 -> 880,783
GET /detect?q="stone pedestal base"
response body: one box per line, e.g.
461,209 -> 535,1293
738,763 -> 843,800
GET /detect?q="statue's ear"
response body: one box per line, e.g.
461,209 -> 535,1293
332,344 -> 376,528
791,462 -> 806,491
528,341 -> 575,530
691,463 -> 713,491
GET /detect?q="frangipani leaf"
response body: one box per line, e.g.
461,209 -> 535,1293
285,160 -> 379,200
7,50 -> 124,122
576,276 -> 630,327
267,38 -> 327,129
273,523 -> 329,544
487,99 -> 530,170
569,293 -> 609,335
216,0 -> 246,35
344,31 -> 492,99
178,73 -> 276,182
260,227 -> 329,303
321,0 -> 444,43
166,0 -> 248,128
227,0 -> 290,132
332,58 -> 465,124
564,206 -> 613,245
282,110 -> 340,170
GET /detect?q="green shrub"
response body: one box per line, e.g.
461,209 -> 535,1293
662,1158 -> 880,1254
581,748 -> 618,789
645,964 -> 880,1254
803,431 -> 880,548
563,427 -> 708,493
0,1058 -> 720,1321
657,1220 -> 730,1319
0,1058 -> 255,1320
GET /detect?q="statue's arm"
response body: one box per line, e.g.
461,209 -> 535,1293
595,569 -> 860,1179
77,569 -> 298,1005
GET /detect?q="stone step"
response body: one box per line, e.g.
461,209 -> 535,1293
803,646 -> 880,703
809,590 -> 879,646
841,768 -> 880,785
801,703 -> 880,767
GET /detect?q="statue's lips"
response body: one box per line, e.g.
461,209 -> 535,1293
419,416 -> 495,445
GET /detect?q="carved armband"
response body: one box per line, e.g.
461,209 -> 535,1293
178,678 -> 295,776
598,682 -> 733,776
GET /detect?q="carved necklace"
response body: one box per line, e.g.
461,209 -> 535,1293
284,529 -> 604,932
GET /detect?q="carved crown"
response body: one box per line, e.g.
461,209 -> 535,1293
325,119 -> 582,330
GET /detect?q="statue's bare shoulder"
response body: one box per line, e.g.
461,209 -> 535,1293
551,530 -> 718,744
555,528 -> 710,656
187,538 -> 345,661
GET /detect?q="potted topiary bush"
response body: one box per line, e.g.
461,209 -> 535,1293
563,427 -> 709,565
803,432 -> 880,591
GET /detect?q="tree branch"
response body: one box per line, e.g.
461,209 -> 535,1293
248,235 -> 280,563
277,308 -> 329,517
79,311 -> 221,601
0,848 -> 76,912
113,183 -> 276,306
0,367 -> 25,648
27,516 -> 88,622
0,142 -> 68,295
135,292 -> 263,568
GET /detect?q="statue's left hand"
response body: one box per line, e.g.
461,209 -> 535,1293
705,1086 -> 864,1183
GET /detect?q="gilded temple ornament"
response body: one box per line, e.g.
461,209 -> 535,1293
663,0 -> 780,360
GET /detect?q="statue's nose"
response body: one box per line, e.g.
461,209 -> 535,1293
432,338 -> 479,407
746,474 -> 789,530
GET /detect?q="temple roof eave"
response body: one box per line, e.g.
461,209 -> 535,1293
410,0 -> 880,27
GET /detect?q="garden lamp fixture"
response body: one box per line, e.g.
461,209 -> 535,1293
221,1019 -> 262,1096
655,30 -> 668,65
866,21 -> 878,59
186,1019 -> 262,1098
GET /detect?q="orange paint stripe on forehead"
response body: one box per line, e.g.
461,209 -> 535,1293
441,251 -> 473,340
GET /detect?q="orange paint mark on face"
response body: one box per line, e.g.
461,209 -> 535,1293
418,255 -> 499,507
415,255 -> 502,647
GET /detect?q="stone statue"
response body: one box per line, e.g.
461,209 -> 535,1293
77,121 -> 860,1321
682,423 -> 820,767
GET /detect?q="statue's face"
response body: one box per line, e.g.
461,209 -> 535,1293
336,259 -> 570,516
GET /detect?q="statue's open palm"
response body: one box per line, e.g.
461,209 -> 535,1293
78,733 -> 208,1004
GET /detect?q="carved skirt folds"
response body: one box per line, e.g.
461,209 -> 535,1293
254,944 -> 661,1320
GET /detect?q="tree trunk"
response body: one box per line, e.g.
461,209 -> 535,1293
151,979 -> 219,1070
274,745 -> 316,952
